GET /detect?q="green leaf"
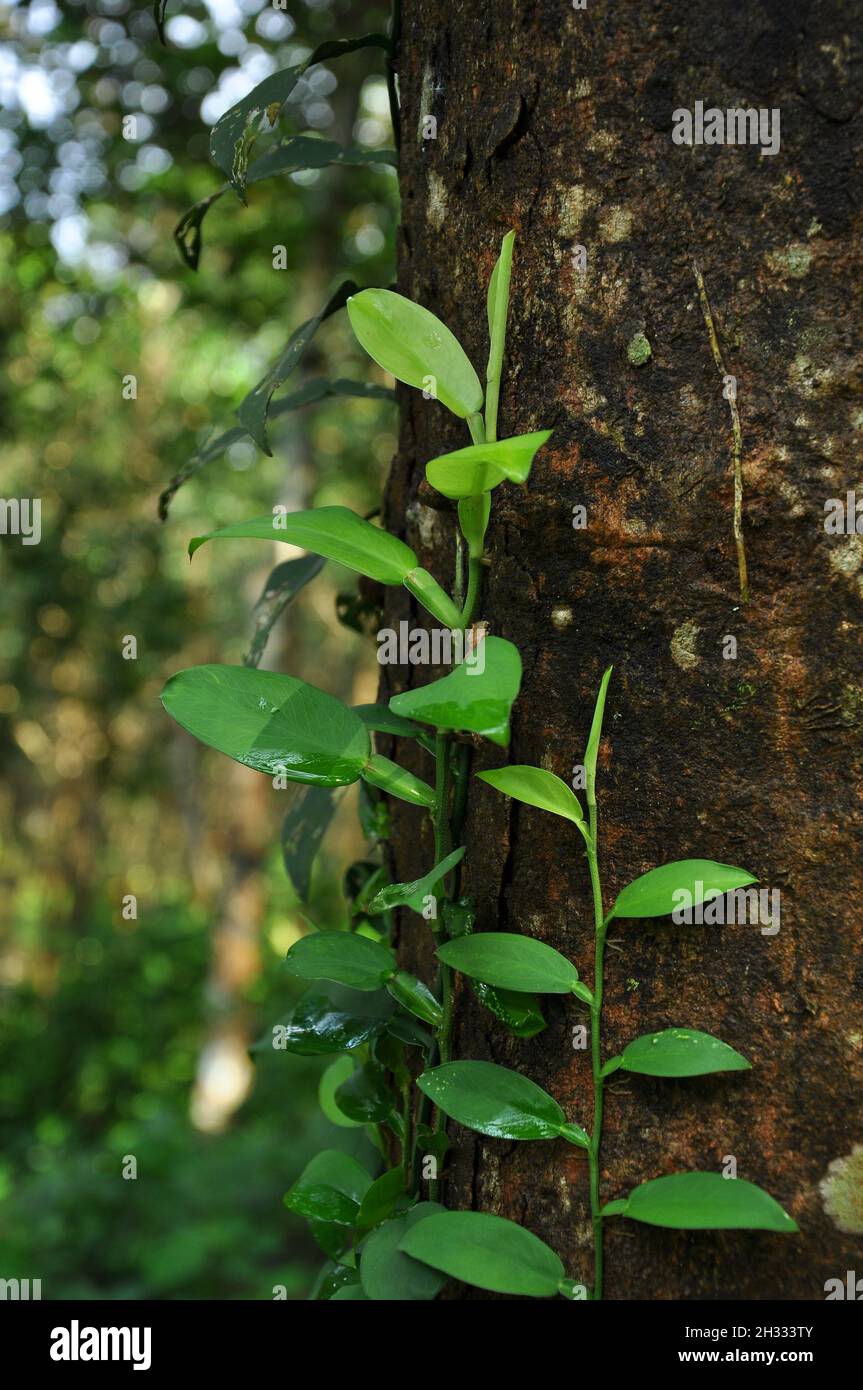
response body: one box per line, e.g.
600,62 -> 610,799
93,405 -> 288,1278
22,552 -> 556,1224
389,637 -> 521,748
245,553 -> 325,669
425,432 -> 552,500
457,492 -> 491,560
477,764 -> 584,825
416,1060 -> 571,1141
399,1211 -> 565,1297
385,971 -> 444,1028
605,1172 -> 798,1232
354,704 -> 426,743
400,568 -> 465,629
335,1063 -> 394,1124
485,230 -> 515,443
584,666 -> 613,807
437,933 -> 579,995
368,847 -> 465,915
158,380 -> 394,519
356,1165 -> 407,1231
318,1056 -> 363,1129
310,1260 -> 361,1300
470,981 -> 547,1038
280,784 -> 340,902
360,1203 -> 447,1300
210,34 -> 391,196
161,665 -> 370,785
153,0 -> 169,45
284,1150 -> 373,1225
278,983 -> 394,1055
619,1028 -> 751,1078
611,859 -> 758,920
348,288 -> 483,419
285,931 -> 396,991
190,504 -> 417,585
330,1284 -> 369,1300
360,754 -> 436,809
240,282 -> 359,453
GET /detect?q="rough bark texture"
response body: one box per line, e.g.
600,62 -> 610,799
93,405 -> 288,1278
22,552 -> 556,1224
378,0 -> 863,1298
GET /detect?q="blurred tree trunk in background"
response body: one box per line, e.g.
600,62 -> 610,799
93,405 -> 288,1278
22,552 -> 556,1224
379,0 -> 863,1298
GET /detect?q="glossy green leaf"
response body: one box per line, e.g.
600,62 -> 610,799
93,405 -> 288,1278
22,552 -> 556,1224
354,704 -> 426,743
400,1211 -> 565,1297
425,432 -> 552,500
284,1150 -> 373,1225
611,859 -> 758,920
318,1057 -> 363,1129
335,1064 -> 394,1124
356,1165 -> 407,1231
368,847 -> 465,915
457,492 -> 491,560
400,568 -> 464,629
161,665 -> 370,785
330,1284 -> 369,1300
605,1172 -> 798,1232
237,281 -> 358,453
278,983 -> 394,1055
285,931 -> 396,991
417,1060 -> 573,1142
159,379 -> 394,519
389,637 -> 522,748
348,288 -> 483,419
619,1028 -> 750,1077
360,1203 -> 447,1301
360,754 -> 436,809
437,932 -> 579,995
485,230 -> 515,443
470,981 -> 547,1038
190,505 -> 417,586
385,971 -> 444,1028
280,784 -> 340,901
477,764 -> 584,825
584,666 -> 613,807
310,1261 -> 361,1300
210,34 -> 390,196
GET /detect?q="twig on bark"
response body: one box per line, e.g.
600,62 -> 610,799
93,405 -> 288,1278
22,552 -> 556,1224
692,261 -> 750,604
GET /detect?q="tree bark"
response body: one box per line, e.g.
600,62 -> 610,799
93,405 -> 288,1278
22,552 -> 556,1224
380,0 -> 863,1299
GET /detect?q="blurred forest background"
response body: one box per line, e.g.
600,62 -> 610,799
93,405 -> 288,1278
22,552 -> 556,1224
0,0 -> 399,1297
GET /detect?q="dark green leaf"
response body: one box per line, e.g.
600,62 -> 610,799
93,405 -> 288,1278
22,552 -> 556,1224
389,637 -> 522,748
244,554 -> 325,670
161,664 -> 370,785
399,1211 -> 565,1297
310,1261 -> 361,1300
153,0 -> 169,45
284,1150 -> 373,1225
210,35 -> 391,196
236,282 -> 358,453
281,784 -> 340,902
356,1165 -> 407,1230
278,983 -> 395,1055
190,504 -> 417,585
416,1060 -> 570,1141
360,1203 -> 447,1300
385,971 -> 444,1028
330,1284 -> 369,1299
611,859 -> 758,920
368,847 -> 465,915
470,981 -> 547,1038
335,1063 -> 394,1124
348,289 -> 483,419
437,932 -> 579,995
285,931 -> 396,991
619,1028 -> 750,1078
318,1056 -> 363,1129
604,1172 -> 798,1232
354,704 -> 426,742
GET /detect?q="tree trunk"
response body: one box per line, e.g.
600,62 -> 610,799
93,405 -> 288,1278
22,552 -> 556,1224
379,0 -> 863,1299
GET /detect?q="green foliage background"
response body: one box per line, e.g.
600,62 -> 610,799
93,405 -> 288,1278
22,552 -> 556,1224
0,0 -> 398,1297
